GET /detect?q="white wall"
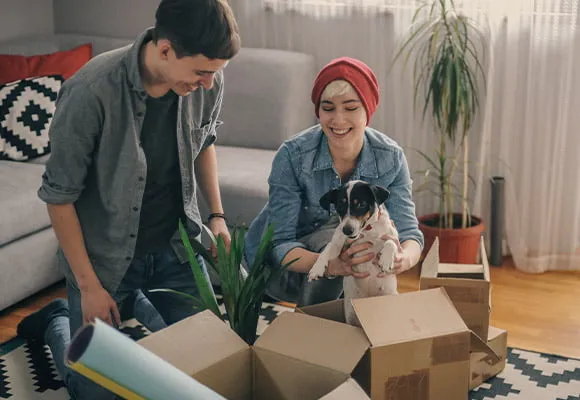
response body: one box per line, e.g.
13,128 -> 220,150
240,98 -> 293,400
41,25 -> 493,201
0,0 -> 54,41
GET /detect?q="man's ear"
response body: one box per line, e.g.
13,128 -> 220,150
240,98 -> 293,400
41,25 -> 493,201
371,184 -> 390,204
319,189 -> 339,211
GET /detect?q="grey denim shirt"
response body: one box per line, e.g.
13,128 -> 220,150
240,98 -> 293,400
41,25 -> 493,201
38,28 -> 224,294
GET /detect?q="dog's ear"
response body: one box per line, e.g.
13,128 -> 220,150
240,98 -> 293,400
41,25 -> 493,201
371,184 -> 390,204
319,189 -> 339,211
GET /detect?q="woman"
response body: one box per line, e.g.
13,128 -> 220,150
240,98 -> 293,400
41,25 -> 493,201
244,57 -> 424,306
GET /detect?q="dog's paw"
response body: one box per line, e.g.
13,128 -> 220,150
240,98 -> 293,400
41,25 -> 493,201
379,240 -> 398,273
308,261 -> 326,281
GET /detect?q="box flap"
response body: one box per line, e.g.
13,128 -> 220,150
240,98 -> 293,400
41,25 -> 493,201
351,288 -> 469,347
470,331 -> 500,362
297,299 -> 346,323
487,326 -> 507,341
421,236 -> 490,282
420,237 -> 440,279
254,312 -> 369,374
319,378 -> 371,399
139,310 -> 248,376
480,236 -> 491,282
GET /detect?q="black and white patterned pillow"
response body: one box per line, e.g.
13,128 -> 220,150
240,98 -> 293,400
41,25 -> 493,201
0,75 -> 64,161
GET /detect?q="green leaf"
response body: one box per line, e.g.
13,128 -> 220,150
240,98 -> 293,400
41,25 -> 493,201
178,220 -> 222,319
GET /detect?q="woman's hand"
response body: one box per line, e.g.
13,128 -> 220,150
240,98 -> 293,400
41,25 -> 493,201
374,234 -> 414,275
327,240 -> 375,279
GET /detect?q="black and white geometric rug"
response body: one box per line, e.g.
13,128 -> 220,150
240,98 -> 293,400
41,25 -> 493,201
1,300 -> 579,400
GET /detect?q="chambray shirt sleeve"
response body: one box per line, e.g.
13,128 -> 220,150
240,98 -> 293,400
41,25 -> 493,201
37,82 -> 102,204
267,144 -> 307,266
387,148 -> 425,249
200,72 -> 224,152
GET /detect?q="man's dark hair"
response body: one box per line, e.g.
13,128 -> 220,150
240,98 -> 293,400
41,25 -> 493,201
153,0 -> 241,59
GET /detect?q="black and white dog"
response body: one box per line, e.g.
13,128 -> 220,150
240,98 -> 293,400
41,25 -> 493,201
308,180 -> 399,326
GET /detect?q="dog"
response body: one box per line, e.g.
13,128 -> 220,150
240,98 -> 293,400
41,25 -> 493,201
308,180 -> 400,326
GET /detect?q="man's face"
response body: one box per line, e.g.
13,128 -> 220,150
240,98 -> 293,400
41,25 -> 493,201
158,40 -> 228,96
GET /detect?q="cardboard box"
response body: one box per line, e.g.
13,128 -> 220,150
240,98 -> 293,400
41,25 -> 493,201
420,236 -> 491,341
138,309 -> 371,399
298,288 -> 499,400
469,326 -> 508,390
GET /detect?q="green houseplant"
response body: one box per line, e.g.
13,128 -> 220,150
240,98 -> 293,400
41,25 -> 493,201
392,0 -> 488,263
153,220 -> 294,345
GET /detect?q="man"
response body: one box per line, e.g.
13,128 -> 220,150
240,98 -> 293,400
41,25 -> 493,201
16,0 -> 240,398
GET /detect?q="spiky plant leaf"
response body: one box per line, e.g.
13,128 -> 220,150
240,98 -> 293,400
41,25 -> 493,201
177,220 -> 221,318
161,221 -> 296,345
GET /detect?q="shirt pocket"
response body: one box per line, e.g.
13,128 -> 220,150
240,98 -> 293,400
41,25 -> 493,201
298,198 -> 329,231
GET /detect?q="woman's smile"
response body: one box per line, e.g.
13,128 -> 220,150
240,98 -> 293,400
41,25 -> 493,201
330,127 -> 352,135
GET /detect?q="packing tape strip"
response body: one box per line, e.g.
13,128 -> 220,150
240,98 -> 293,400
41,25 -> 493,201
431,333 -> 470,365
384,369 -> 429,400
69,362 -> 145,400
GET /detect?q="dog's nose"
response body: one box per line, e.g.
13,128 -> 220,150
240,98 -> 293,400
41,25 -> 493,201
342,225 -> 354,236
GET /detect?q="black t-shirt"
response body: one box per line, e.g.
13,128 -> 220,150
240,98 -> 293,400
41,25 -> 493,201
134,89 -> 185,257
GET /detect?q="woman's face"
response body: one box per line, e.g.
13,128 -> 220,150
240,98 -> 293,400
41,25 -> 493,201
318,85 -> 367,151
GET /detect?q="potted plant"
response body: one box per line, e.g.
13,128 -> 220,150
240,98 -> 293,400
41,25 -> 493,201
153,221 -> 294,345
392,0 -> 488,263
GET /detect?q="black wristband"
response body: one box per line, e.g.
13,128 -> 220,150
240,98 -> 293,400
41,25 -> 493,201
208,212 -> 226,222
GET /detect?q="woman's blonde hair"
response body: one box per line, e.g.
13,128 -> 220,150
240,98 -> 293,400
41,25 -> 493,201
320,80 -> 356,101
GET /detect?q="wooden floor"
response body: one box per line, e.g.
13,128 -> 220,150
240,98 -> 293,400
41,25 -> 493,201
1,258 -> 580,359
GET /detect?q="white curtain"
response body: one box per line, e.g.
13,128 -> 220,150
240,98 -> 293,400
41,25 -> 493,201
231,0 -> 580,273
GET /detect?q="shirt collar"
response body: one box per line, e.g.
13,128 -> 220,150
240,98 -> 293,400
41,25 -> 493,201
313,129 -> 379,179
313,133 -> 334,172
124,28 -> 154,97
357,133 -> 379,179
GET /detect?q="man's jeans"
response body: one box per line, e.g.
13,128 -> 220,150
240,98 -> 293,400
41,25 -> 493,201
45,242 -> 213,400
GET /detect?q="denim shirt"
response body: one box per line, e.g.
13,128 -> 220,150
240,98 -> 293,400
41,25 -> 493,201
37,28 -> 224,294
244,125 -> 424,268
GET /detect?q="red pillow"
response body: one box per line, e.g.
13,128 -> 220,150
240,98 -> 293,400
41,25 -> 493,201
0,43 -> 92,84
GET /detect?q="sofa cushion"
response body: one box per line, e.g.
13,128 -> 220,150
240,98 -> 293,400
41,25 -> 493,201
0,160 -> 51,247
0,43 -> 92,85
0,75 -> 63,161
198,145 -> 277,228
217,48 -> 317,151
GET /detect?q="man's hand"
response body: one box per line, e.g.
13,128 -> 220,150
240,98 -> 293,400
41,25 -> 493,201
207,217 -> 231,259
80,282 -> 121,327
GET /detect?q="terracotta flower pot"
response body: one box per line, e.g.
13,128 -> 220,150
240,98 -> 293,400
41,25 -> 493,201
418,213 -> 485,264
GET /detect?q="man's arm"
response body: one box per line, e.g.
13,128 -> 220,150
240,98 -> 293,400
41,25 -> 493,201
195,143 -> 231,255
195,144 -> 224,216
38,82 -> 119,326
47,204 -> 99,291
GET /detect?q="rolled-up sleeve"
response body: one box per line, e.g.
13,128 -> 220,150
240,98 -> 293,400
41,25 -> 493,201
268,144 -> 306,266
200,72 -> 224,152
38,81 -> 102,205
387,149 -> 424,249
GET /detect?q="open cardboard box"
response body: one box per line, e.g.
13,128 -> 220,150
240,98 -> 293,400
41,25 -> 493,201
138,309 -> 371,399
420,236 -> 491,341
470,326 -> 508,390
298,287 -> 500,400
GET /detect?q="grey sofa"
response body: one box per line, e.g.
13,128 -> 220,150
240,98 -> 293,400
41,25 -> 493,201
0,34 -> 316,311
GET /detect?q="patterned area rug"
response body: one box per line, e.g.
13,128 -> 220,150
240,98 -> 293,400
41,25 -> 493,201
1,300 -> 579,400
